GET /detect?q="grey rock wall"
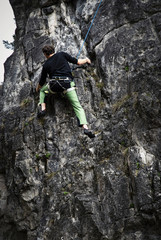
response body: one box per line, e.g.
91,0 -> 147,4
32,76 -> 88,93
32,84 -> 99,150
0,0 -> 161,239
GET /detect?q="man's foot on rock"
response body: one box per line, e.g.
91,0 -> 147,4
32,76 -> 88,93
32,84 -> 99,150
84,129 -> 95,138
37,110 -> 46,118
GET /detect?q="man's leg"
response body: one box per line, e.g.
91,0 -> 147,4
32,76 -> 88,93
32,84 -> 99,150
37,84 -> 49,118
65,87 -> 95,138
65,88 -> 88,126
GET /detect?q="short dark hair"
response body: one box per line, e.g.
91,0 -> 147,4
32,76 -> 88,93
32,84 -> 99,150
42,45 -> 55,56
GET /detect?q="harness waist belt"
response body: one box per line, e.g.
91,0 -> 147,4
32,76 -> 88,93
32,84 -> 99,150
51,76 -> 72,81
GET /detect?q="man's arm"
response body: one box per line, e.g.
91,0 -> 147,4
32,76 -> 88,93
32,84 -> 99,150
36,84 -> 42,92
36,65 -> 47,92
77,58 -> 91,65
63,52 -> 91,65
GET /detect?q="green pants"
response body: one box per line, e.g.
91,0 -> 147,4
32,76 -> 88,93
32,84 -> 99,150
39,82 -> 88,126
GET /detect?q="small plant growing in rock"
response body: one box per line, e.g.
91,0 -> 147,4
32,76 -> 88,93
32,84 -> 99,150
45,152 -> 51,159
96,82 -> 104,89
21,98 -> 31,107
63,191 -> 69,195
136,162 -> 140,169
36,154 -> 41,160
125,66 -> 129,71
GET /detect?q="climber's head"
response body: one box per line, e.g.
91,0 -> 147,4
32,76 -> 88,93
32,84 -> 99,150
42,45 -> 55,58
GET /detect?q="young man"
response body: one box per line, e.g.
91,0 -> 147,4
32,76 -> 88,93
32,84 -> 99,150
36,45 -> 95,138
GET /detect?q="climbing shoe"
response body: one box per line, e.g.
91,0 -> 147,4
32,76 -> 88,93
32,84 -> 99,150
37,110 -> 46,118
84,129 -> 95,138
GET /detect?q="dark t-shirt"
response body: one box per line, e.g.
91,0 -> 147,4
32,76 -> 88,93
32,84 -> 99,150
39,51 -> 78,86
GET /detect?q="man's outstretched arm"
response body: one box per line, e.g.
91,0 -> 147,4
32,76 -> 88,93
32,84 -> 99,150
77,58 -> 91,65
36,84 -> 42,92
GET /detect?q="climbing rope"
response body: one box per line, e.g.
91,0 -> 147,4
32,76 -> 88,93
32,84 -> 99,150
76,0 -> 103,59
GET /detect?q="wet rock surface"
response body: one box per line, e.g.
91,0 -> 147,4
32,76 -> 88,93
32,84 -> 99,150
0,0 -> 161,239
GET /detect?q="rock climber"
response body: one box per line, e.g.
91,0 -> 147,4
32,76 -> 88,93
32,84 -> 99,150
36,45 -> 95,138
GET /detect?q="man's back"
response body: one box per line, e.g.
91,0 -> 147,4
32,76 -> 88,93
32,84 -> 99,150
39,52 -> 77,86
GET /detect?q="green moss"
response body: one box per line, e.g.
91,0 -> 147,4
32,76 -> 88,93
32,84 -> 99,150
96,82 -> 104,89
136,162 -> 140,169
20,98 -> 32,107
120,140 -> 126,147
63,191 -> 70,195
112,94 -> 130,112
36,154 -> 40,160
45,152 -> 51,159
125,66 -> 129,72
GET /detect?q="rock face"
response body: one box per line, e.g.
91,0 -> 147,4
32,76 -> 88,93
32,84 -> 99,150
0,0 -> 161,239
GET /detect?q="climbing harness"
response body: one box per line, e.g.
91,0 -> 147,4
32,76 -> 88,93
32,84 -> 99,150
76,0 -> 103,59
48,76 -> 73,94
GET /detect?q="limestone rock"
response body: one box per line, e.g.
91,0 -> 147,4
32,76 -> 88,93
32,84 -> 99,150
0,0 -> 161,239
